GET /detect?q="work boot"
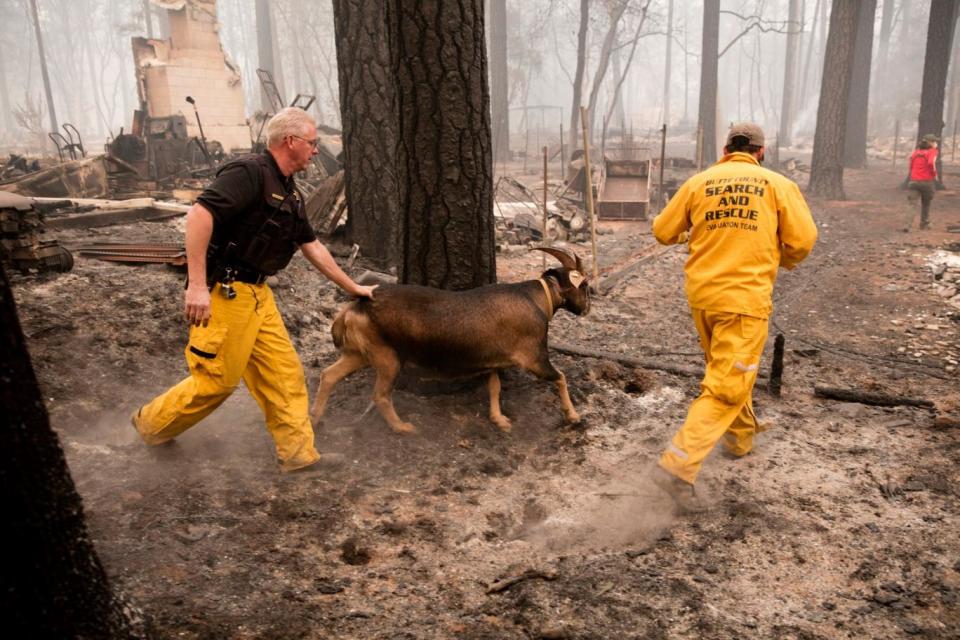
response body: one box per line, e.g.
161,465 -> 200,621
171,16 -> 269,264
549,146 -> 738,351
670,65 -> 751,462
283,452 -> 347,475
919,221 -> 931,230
130,407 -> 174,446
650,466 -> 708,514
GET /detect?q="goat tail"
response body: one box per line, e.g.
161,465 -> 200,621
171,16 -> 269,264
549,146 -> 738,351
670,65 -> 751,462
330,305 -> 352,349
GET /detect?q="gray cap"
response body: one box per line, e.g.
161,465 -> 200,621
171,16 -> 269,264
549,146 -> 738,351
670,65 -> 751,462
726,122 -> 765,147
922,133 -> 939,143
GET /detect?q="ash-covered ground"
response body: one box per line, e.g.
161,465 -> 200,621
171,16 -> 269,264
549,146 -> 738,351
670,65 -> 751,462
11,165 -> 960,639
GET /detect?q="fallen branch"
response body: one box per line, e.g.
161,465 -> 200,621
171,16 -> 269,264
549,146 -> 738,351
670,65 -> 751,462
551,341 -> 703,377
813,386 -> 935,409
597,244 -> 677,294
486,569 -> 558,595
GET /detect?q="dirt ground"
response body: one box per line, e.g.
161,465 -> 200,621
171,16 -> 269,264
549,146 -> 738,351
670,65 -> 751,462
10,163 -> 960,639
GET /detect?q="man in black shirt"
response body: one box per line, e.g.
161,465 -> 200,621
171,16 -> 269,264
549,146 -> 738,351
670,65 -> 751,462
132,107 -> 376,472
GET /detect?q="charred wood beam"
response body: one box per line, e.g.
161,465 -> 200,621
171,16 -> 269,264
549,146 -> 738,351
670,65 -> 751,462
813,386 -> 936,409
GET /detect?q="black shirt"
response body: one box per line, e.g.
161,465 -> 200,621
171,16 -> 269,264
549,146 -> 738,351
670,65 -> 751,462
196,151 -> 316,247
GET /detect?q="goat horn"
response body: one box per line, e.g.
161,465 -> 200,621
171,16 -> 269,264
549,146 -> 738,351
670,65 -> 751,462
531,246 -> 577,270
573,251 -> 585,274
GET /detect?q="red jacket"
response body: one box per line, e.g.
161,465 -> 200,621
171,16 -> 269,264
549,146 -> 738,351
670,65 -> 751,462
909,147 -> 938,181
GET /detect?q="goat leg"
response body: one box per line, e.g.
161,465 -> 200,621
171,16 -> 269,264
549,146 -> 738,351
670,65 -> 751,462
310,352 -> 367,425
519,350 -> 581,424
554,371 -> 580,423
487,371 -> 512,432
370,350 -> 417,434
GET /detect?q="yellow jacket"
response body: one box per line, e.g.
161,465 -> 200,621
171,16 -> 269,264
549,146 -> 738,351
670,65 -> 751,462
652,152 -> 817,319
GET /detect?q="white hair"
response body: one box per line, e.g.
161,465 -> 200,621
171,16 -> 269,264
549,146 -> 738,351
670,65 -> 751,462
265,107 -> 315,146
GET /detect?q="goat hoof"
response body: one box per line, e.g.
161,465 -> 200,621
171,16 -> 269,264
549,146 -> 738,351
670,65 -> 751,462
391,422 -> 417,435
491,416 -> 512,433
565,411 -> 581,424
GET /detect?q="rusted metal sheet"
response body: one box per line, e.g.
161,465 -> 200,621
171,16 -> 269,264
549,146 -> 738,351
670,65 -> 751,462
597,158 -> 651,221
76,242 -> 186,265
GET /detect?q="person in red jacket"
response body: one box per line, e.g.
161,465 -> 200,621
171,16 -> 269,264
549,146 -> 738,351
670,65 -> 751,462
904,134 -> 939,231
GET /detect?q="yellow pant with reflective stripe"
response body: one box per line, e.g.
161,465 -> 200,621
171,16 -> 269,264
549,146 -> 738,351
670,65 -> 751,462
660,309 -> 769,484
136,283 -> 320,472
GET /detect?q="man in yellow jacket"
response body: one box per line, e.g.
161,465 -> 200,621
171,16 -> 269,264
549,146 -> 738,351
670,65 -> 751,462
651,122 -> 817,511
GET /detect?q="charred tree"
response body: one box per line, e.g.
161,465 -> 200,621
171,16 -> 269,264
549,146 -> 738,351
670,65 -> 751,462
568,0 -> 589,153
916,0 -> 960,188
698,0 -> 720,163
779,0 -> 802,147
872,0 -> 895,121
798,0 -> 825,120
0,264 -> 140,637
28,0 -> 58,133
662,0 -> 674,126
843,0 -> 877,168
808,0 -> 859,199
256,0 -> 283,109
586,1 -> 629,145
490,0 -> 509,164
391,0 -> 495,289
332,0 -> 400,270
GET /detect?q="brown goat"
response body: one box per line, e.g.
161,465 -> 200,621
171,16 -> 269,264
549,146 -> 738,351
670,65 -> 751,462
310,248 -> 591,434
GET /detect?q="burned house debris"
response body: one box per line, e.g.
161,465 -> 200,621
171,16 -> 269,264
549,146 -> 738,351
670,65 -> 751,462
0,191 -> 72,274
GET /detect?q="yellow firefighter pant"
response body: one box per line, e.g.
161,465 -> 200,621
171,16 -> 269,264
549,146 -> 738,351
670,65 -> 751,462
135,282 -> 320,472
659,309 -> 769,484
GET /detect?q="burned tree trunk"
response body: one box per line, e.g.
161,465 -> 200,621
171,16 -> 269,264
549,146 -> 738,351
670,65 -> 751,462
391,0 -> 495,289
28,0 -> 58,133
586,1 -> 629,144
490,0 -> 509,165
333,0 -> 400,270
256,0 -> 282,109
568,0 -> 589,154
917,0 -> 960,188
698,0 -> 720,164
662,0 -> 673,126
779,0 -> 802,148
808,0 -> 859,199
0,265 -> 139,637
843,0 -> 877,169
871,0 -> 895,124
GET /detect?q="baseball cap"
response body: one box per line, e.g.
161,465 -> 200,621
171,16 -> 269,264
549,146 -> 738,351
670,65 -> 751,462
922,133 -> 939,143
726,122 -> 765,147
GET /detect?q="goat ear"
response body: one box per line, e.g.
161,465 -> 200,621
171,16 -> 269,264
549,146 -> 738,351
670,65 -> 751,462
568,270 -> 585,288
531,246 -> 576,270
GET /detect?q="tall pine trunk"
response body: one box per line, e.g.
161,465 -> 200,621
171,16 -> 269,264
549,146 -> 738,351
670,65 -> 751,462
28,0 -> 58,133
490,0 -> 509,164
698,0 -> 720,164
809,0 -> 859,199
1,265 -> 140,637
916,0 -> 960,188
843,0 -> 877,168
779,0 -> 802,147
568,0 -> 588,153
391,0 -> 495,289
333,0 -> 401,269
662,0 -> 674,126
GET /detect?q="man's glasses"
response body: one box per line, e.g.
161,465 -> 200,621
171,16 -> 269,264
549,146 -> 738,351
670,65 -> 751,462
290,135 -> 318,148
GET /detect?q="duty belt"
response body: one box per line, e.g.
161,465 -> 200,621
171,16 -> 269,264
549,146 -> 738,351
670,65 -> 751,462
212,264 -> 268,286
230,266 -> 269,285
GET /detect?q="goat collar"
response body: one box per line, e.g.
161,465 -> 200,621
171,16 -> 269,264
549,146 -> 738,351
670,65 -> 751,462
538,277 -> 558,318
